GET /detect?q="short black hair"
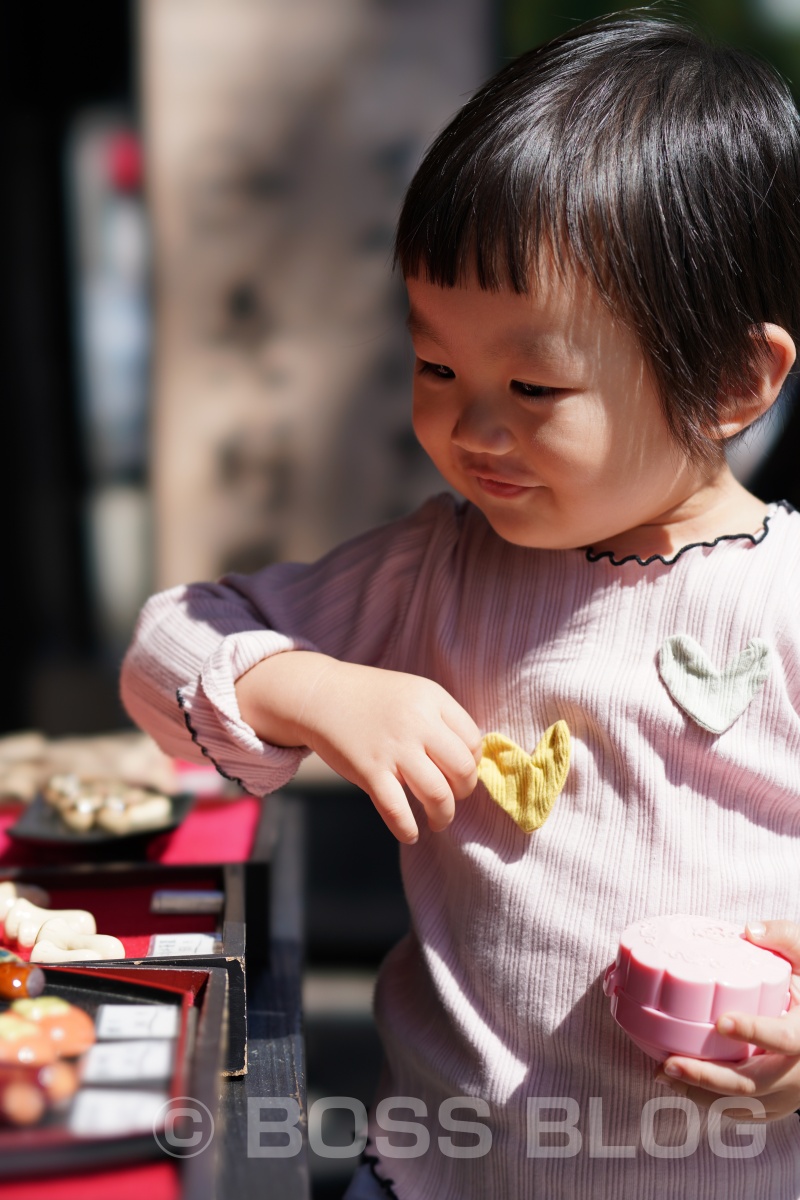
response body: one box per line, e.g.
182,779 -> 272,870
395,12 -> 800,461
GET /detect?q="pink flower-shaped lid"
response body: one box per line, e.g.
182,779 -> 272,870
604,915 -> 793,1061
604,915 -> 790,1023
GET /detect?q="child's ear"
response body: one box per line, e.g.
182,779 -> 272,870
717,323 -> 796,438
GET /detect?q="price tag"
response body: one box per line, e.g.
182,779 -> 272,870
80,1039 -> 175,1083
69,1088 -> 169,1136
150,889 -> 225,915
95,1004 -> 180,1040
146,932 -> 219,957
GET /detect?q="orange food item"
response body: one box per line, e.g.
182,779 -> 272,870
0,958 -> 46,1001
38,1059 -> 80,1104
0,1014 -> 57,1066
0,1080 -> 46,1126
0,1060 -> 79,1124
11,997 -> 96,1058
0,1060 -> 79,1105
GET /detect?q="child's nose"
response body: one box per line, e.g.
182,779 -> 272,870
451,399 -> 516,454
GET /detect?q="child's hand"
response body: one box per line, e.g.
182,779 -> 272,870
654,920 -> 800,1120
236,652 -> 483,842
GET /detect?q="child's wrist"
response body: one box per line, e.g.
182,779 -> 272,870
235,650 -> 332,747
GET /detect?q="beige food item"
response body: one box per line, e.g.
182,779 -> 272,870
0,729 -> 178,803
60,795 -> 104,833
0,765 -> 45,804
42,773 -> 82,808
42,774 -> 173,835
5,900 -> 96,948
95,793 -> 172,834
30,918 -> 124,963
0,882 -> 50,923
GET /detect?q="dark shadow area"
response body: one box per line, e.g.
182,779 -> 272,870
288,782 -> 408,1199
0,2 -> 135,735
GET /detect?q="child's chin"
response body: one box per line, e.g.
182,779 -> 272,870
479,509 -> 583,552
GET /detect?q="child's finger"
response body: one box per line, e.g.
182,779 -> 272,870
658,1056 -> 760,1099
656,1070 -> 769,1120
369,772 -> 420,844
745,919 -> 800,970
716,1009 -> 800,1057
439,696 -> 484,766
426,727 -> 480,799
399,758 -> 457,832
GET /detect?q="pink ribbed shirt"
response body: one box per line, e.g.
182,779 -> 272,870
121,494 -> 800,1198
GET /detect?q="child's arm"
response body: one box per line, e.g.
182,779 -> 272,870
655,920 -> 800,1120
121,494 -> 481,835
235,651 -> 481,843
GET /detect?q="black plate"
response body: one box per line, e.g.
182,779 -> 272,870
6,792 -> 195,845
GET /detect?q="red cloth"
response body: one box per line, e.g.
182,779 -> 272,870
146,796 -> 260,863
0,796 -> 261,868
1,1160 -> 180,1200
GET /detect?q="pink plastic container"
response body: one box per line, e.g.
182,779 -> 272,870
603,915 -> 792,1062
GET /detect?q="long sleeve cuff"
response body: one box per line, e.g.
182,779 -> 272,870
177,629 -> 319,794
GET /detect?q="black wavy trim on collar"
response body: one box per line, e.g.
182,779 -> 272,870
584,499 -> 795,567
360,1142 -> 401,1199
176,687 -> 249,793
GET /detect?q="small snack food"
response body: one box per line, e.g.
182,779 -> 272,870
0,882 -> 50,923
604,914 -> 792,1061
0,950 -> 46,1001
11,997 -> 96,1058
43,774 -> 173,836
4,899 -> 96,949
0,1060 -> 79,1124
30,918 -> 125,963
0,1075 -> 46,1125
95,791 -> 172,834
0,1014 -> 57,1067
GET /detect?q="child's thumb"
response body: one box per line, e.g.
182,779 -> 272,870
745,918 -> 800,968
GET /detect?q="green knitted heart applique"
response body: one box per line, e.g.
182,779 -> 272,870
657,634 -> 771,735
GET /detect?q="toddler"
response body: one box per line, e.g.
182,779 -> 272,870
122,13 -> 800,1198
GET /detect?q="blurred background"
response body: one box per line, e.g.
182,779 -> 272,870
3,0 -> 799,740
1,1 -> 799,1194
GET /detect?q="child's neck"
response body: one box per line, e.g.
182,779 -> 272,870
587,467 -> 769,561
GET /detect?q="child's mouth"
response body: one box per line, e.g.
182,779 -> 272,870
473,475 -> 533,499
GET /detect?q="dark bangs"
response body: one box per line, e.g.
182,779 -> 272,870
395,13 -> 800,460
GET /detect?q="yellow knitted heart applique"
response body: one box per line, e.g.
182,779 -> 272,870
477,722 -> 570,833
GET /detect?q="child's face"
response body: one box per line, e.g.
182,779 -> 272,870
407,264 -> 707,552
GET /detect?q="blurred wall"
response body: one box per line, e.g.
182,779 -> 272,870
141,0 -> 495,588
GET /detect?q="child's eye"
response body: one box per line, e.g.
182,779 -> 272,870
512,380 -> 556,399
417,360 -> 455,380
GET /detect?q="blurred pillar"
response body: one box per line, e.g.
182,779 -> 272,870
139,0 -> 493,587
